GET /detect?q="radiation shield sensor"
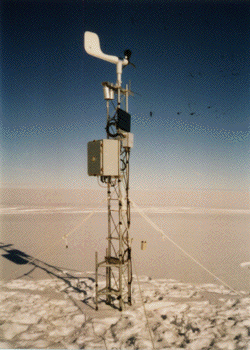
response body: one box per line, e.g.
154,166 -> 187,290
102,82 -> 115,100
87,139 -> 120,176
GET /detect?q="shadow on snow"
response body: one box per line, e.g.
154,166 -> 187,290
0,242 -> 98,310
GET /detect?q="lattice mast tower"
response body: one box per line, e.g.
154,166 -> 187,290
84,32 -> 134,310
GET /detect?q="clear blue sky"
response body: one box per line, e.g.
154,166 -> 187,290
1,0 -> 249,192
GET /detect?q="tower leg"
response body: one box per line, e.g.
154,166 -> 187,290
119,263 -> 123,311
107,184 -> 112,305
106,248 -> 111,304
95,251 -> 98,310
128,248 -> 132,305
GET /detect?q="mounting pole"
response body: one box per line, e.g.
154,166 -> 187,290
84,31 -> 134,310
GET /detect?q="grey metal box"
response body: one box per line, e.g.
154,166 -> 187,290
88,139 -> 119,176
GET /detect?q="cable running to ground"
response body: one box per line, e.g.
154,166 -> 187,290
132,252 -> 156,350
130,199 -> 243,296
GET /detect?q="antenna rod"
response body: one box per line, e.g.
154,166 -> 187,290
126,84 -> 129,112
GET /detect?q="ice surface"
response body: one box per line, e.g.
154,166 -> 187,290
0,342 -> 12,349
0,323 -> 29,340
10,313 -> 41,324
0,276 -> 250,349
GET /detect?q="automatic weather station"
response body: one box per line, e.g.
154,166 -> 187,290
84,31 -> 135,311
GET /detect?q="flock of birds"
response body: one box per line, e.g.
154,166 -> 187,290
127,9 -> 246,121
176,102 -> 217,118
148,65 -> 244,119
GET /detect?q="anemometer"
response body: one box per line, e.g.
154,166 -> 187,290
84,31 -> 134,310
84,31 -> 134,87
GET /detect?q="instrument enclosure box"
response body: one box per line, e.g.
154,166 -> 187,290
88,139 -> 119,176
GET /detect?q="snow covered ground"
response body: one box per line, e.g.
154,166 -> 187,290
0,273 -> 250,349
1,196 -> 249,349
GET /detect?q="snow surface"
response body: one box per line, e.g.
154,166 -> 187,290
0,275 -> 250,349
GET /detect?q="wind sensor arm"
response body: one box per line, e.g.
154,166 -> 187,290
84,31 -> 129,86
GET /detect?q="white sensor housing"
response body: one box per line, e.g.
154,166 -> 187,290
120,131 -> 134,148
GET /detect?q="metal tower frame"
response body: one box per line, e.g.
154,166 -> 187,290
84,31 -> 135,310
95,84 -> 133,311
